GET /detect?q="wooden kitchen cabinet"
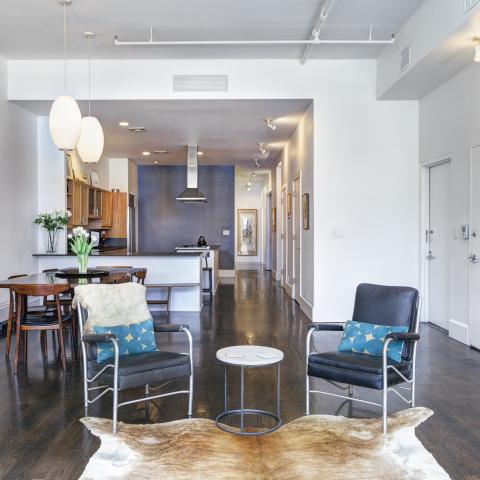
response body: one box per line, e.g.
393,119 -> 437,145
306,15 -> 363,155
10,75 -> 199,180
101,191 -> 113,227
71,180 -> 89,226
110,192 -> 127,238
88,188 -> 102,219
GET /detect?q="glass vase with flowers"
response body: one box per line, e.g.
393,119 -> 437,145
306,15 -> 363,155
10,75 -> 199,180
34,209 -> 71,254
68,227 -> 95,274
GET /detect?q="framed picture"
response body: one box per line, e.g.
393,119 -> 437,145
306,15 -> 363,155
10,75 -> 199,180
90,171 -> 100,188
237,209 -> 257,256
302,193 -> 310,230
272,207 -> 277,233
287,193 -> 292,218
65,153 -> 75,180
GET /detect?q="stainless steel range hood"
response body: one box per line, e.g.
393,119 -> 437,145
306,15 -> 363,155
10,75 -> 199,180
176,146 -> 207,203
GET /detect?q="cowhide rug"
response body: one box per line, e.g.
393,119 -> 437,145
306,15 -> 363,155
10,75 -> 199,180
80,408 -> 449,479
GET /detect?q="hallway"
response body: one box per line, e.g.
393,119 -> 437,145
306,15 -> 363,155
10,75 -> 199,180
0,270 -> 479,479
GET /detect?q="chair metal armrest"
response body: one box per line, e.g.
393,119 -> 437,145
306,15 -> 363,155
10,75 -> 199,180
308,323 -> 344,332
153,324 -> 189,333
386,332 -> 420,342
82,333 -> 117,344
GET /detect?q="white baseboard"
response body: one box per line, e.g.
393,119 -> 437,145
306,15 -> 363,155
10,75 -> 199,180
219,269 -> 235,278
283,282 -> 293,298
448,319 -> 469,345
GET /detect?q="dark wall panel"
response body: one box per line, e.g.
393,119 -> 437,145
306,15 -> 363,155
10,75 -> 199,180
138,165 -> 235,269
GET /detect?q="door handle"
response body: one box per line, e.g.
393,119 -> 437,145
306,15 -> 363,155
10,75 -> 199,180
426,253 -> 435,260
468,254 -> 480,263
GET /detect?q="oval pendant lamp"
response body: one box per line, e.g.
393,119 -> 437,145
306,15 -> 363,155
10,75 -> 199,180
77,32 -> 104,163
49,0 -> 82,152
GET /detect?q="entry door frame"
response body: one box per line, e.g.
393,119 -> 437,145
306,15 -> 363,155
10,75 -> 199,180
292,173 -> 302,301
468,144 -> 480,348
281,184 -> 288,289
419,153 -> 452,324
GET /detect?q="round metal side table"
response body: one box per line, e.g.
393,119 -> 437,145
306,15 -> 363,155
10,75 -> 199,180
215,345 -> 284,436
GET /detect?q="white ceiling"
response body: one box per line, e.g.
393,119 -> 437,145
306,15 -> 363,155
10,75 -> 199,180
17,99 -> 311,166
0,0 -> 424,60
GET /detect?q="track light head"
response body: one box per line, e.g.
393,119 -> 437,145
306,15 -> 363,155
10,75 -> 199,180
265,118 -> 277,131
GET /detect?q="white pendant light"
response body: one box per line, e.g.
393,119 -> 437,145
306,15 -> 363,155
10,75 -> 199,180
77,32 -> 104,163
49,0 -> 82,151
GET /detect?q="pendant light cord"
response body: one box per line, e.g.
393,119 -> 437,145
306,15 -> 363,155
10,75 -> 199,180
88,35 -> 92,116
63,1 -> 67,93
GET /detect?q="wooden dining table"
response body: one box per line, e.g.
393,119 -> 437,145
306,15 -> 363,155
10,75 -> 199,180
0,267 -> 143,290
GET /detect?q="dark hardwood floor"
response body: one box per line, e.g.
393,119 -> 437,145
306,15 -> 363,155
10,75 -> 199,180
0,269 -> 479,479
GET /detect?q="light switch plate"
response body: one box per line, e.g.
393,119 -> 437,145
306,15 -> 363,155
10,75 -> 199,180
222,229 -> 230,236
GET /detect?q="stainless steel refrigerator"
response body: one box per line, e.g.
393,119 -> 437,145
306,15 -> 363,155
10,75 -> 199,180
128,193 -> 137,253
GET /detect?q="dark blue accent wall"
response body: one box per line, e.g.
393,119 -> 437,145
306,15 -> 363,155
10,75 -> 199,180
138,165 -> 235,269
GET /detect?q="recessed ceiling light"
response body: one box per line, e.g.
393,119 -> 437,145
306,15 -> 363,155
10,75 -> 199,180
197,151 -> 204,156
154,160 -> 159,164
119,121 -> 129,127
142,151 -> 151,156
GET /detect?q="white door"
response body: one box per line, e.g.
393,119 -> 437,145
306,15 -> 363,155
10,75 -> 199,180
293,177 -> 301,301
426,161 -> 450,330
265,193 -> 272,271
469,147 -> 480,348
281,187 -> 287,288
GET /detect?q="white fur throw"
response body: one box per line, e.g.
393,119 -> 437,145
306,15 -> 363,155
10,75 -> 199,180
74,283 -> 152,333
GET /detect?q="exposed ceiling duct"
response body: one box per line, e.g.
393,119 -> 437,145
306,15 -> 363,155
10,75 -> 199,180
176,146 -> 207,203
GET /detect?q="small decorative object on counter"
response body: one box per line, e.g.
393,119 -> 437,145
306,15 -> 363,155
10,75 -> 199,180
68,227 -> 95,274
197,235 -> 207,247
34,209 -> 71,254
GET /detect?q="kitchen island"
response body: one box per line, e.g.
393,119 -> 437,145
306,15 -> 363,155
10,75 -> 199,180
34,251 -> 205,312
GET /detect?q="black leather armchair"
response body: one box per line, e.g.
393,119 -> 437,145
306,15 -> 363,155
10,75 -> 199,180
78,308 -> 193,434
306,283 -> 421,435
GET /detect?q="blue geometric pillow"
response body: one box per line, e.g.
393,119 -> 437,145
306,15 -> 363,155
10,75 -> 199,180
93,319 -> 157,363
337,320 -> 409,363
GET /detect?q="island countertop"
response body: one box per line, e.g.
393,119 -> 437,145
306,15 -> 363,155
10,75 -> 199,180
33,250 -> 204,257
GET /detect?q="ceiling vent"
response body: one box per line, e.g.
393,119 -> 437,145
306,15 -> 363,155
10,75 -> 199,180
400,44 -> 411,71
465,0 -> 480,13
128,126 -> 146,133
173,75 -> 228,92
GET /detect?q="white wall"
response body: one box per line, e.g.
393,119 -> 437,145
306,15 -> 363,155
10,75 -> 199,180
0,55 -> 38,320
272,103 -> 315,315
419,61 -> 480,344
9,58 -> 419,322
235,165 -> 266,265
37,116 -> 67,253
70,149 -> 110,190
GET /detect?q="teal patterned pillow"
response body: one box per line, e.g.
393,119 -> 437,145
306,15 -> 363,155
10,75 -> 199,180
337,320 -> 409,363
93,319 -> 157,363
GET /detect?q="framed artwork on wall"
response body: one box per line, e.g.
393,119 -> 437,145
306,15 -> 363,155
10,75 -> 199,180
302,193 -> 310,230
90,171 -> 100,188
237,209 -> 257,256
272,207 -> 277,233
287,193 -> 292,219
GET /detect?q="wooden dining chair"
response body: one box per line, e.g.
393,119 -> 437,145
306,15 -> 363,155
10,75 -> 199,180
42,269 -> 73,313
100,273 -> 132,284
11,283 -> 74,374
5,274 -> 57,358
